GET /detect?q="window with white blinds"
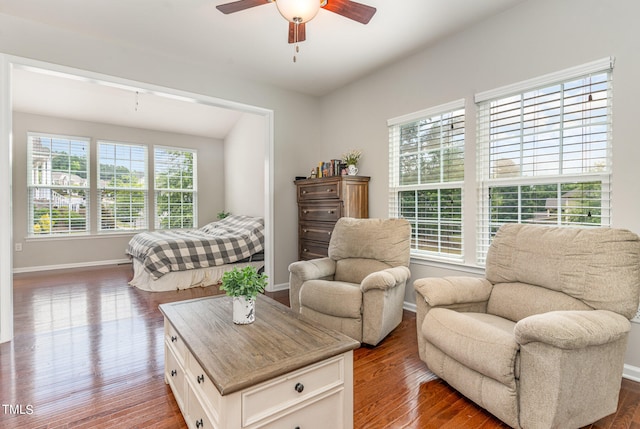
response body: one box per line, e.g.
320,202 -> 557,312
154,146 -> 197,229
27,133 -> 90,236
475,58 -> 613,264
388,100 -> 465,259
98,141 -> 148,231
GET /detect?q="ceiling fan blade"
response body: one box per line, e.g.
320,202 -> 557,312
323,0 -> 376,24
216,0 -> 271,14
288,22 -> 306,44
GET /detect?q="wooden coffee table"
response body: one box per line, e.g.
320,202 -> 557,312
159,294 -> 360,429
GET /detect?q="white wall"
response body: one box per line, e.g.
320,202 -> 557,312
318,0 -> 640,367
224,113 -> 267,218
11,111 -> 225,270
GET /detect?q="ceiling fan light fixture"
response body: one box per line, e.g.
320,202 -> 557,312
275,0 -> 326,23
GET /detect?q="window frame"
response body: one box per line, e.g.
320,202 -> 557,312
153,145 -> 198,230
475,57 -> 614,264
388,99 -> 466,261
27,132 -> 91,237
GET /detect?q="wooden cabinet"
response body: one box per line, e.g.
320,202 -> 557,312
295,176 -> 369,260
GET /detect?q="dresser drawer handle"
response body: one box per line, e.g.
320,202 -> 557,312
303,248 -> 308,253
303,210 -> 308,214
171,335 -> 177,342
326,188 -> 333,192
171,369 -> 177,377
302,190 -> 307,194
302,229 -> 307,233
327,210 -> 334,214
327,231 -> 331,235
294,382 -> 304,393
197,374 -> 205,384
195,419 -> 203,428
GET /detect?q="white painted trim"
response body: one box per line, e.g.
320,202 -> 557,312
0,55 -> 13,344
623,364 -> 640,382
403,301 -> 417,313
12,259 -> 132,275
270,282 -> 290,293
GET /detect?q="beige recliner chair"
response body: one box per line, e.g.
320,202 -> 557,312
414,223 -> 640,429
289,217 -> 411,346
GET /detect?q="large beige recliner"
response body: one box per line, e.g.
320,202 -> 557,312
414,223 -> 640,429
289,217 -> 411,346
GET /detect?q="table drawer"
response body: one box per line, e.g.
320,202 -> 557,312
165,343 -> 186,412
299,202 -> 342,222
297,180 -> 341,201
165,321 -> 186,364
242,355 -> 344,427
299,222 -> 334,244
255,390 -> 344,429
186,383 -> 215,429
187,354 -> 221,423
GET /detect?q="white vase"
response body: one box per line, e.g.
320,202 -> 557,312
347,164 -> 359,175
232,296 -> 255,324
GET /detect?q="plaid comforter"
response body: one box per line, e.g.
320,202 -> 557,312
126,215 -> 264,279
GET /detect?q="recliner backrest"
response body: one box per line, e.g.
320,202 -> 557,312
328,217 -> 411,284
485,224 -> 640,320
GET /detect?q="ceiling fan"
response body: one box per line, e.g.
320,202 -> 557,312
216,0 -> 376,60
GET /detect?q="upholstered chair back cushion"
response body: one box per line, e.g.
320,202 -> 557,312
486,224 -> 640,320
329,218 -> 411,284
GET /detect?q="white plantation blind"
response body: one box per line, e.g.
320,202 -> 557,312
476,58 -> 613,264
388,100 -> 465,259
27,133 -> 90,236
154,146 -> 197,229
98,141 -> 148,231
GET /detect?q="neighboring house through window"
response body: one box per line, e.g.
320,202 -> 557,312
388,100 -> 465,260
475,58 -> 613,264
27,133 -> 90,236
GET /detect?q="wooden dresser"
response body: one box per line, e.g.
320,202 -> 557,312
160,295 -> 359,429
294,175 -> 369,260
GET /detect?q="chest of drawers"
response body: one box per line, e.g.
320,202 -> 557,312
295,176 -> 369,260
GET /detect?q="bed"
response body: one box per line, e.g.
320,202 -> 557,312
126,215 -> 265,292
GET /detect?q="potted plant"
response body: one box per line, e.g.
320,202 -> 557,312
342,149 -> 362,175
220,266 -> 268,324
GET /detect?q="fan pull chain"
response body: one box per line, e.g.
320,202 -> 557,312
293,18 -> 301,63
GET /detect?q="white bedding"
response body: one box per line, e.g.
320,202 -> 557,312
129,258 -> 264,292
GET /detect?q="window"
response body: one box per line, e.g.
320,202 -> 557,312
98,141 -> 148,231
476,58 -> 613,264
388,100 -> 465,259
154,147 -> 197,229
27,133 -> 90,236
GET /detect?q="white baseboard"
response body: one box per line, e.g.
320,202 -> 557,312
623,364 -> 640,382
13,259 -> 131,274
268,282 -> 290,292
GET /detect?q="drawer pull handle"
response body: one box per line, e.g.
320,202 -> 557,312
195,419 -> 203,428
303,248 -> 308,253
303,210 -> 308,214
327,231 -> 331,235
327,210 -> 334,214
197,374 -> 205,384
171,369 -> 177,377
326,188 -> 333,192
294,382 -> 304,393
171,335 -> 177,342
302,229 -> 307,233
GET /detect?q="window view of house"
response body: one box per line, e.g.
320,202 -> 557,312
27,133 -> 90,236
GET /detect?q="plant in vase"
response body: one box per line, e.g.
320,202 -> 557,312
342,149 -> 362,175
220,266 -> 268,324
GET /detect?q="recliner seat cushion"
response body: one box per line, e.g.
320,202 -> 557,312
299,280 -> 362,318
423,308 -> 519,386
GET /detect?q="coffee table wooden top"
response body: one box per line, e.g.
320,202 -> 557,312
159,294 -> 360,395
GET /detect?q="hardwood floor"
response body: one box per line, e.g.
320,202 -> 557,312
1,264 -> 638,428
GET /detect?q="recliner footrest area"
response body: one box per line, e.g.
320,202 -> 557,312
422,309 -> 520,386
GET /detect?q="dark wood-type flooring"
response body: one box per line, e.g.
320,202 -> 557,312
1,264 -> 639,428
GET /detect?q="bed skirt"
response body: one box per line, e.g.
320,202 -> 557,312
129,258 -> 265,292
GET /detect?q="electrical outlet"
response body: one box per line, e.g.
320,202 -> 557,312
14,243 -> 22,252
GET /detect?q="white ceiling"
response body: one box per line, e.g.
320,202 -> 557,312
3,0 -> 527,138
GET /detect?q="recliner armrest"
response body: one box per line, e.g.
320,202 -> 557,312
413,276 -> 493,307
361,266 -> 411,292
515,310 -> 631,349
288,257 -> 336,281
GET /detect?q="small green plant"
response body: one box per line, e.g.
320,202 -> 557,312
220,266 -> 268,298
342,148 -> 362,166
217,210 -> 231,220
